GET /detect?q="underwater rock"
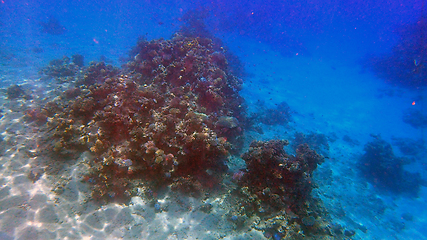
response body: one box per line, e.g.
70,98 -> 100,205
39,56 -> 82,81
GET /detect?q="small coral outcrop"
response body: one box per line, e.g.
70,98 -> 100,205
239,140 -> 324,214
228,140 -> 349,239
358,135 -> 422,197
6,84 -> 31,100
39,55 -> 84,82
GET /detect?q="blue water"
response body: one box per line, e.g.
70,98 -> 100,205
1,0 -> 426,239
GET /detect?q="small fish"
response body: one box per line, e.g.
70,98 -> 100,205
414,59 -> 420,66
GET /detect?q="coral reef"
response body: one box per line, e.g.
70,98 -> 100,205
293,132 -> 331,156
75,61 -> 119,87
250,100 -> 293,126
358,135 -> 422,197
25,24 -> 348,239
39,55 -> 84,82
177,9 -> 246,77
29,33 -> 245,202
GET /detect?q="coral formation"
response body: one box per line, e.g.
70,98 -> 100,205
39,55 -> 84,82
293,132 -> 331,156
5,84 -> 31,100
29,33 -> 245,202
78,61 -> 119,86
250,100 -> 293,126
176,9 -> 246,77
358,135 -> 422,197
26,17 -> 343,237
239,140 -> 324,214
228,140 -> 351,239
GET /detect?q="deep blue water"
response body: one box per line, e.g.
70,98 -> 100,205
1,0 -> 427,239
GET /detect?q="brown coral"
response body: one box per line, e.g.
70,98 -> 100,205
29,34 -> 246,202
239,140 -> 324,214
